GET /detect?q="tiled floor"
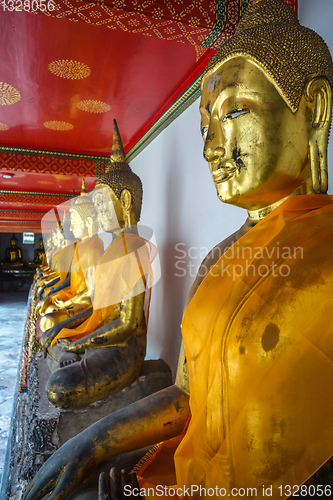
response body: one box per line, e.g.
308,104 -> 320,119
0,291 -> 28,485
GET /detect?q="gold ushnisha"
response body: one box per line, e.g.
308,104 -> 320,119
203,0 -> 333,112
96,119 -> 143,222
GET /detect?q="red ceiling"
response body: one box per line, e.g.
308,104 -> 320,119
0,4 -> 214,156
0,0 -> 298,233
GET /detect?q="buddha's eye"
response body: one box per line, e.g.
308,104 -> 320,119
222,109 -> 250,122
201,126 -> 208,137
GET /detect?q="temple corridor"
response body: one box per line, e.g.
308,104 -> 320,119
0,292 -> 28,485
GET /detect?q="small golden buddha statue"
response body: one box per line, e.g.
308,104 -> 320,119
2,234 -> 24,267
38,120 -> 156,409
23,1 -> 333,499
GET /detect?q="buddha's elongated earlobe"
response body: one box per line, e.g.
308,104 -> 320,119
306,77 -> 332,193
121,189 -> 133,227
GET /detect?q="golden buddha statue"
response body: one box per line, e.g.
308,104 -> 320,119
35,221 -> 73,300
22,1 -> 333,499
35,180 -> 104,336
38,120 -> 156,409
28,237 -> 46,268
1,234 -> 23,267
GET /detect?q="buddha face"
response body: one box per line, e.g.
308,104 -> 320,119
200,57 -> 311,210
94,186 -> 122,232
11,237 -> 17,248
70,210 -> 87,239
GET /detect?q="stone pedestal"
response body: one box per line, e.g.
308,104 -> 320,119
3,354 -> 172,500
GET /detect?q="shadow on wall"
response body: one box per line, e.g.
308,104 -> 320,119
153,148 -> 192,377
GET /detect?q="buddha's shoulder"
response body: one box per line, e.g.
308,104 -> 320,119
183,228 -> 243,311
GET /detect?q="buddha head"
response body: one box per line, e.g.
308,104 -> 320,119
70,179 -> 94,239
10,235 -> 17,248
94,120 -> 143,232
38,238 -> 44,250
200,0 -> 333,213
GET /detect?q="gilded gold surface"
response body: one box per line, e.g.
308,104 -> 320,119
0,82 -> 21,105
97,121 -> 143,222
203,0 -> 333,112
37,183 -> 96,324
36,121 -> 153,409
43,121 -> 74,131
22,1 -> 333,499
77,100 -> 111,113
48,59 -> 91,80
200,56 -> 332,209
0,123 -> 9,131
69,179 -> 94,224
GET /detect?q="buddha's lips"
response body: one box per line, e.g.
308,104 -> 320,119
212,167 -> 237,183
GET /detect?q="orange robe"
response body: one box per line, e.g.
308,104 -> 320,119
50,234 -> 104,303
139,195 -> 333,499
41,242 -> 76,295
51,232 -> 156,346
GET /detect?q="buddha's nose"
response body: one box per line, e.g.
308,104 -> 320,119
203,121 -> 225,163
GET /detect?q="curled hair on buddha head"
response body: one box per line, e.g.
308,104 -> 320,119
203,0 -> 333,112
95,119 -> 143,222
70,178 -> 94,223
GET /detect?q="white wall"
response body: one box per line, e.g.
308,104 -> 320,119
131,0 -> 333,376
299,0 -> 333,191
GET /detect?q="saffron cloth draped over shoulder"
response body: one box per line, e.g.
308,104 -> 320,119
53,234 -> 104,303
138,195 -> 333,498
51,231 -> 157,346
42,241 -> 76,295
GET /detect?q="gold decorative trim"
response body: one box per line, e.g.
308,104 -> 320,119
0,209 -> 47,212
48,59 -> 91,80
0,220 -> 50,224
131,443 -> 161,474
44,121 -> 74,131
0,190 -> 71,197
0,123 -> 9,131
0,82 -> 21,106
77,100 -> 111,113
0,146 -> 109,161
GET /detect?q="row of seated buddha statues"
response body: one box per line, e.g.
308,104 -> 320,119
32,216 -> 75,300
0,235 -> 45,269
1,235 -> 24,267
23,0 -> 333,498
35,179 -> 102,335
32,120 -> 156,410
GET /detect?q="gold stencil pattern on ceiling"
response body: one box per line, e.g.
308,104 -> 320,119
0,83 -> 21,105
0,123 -> 9,131
44,121 -> 74,131
77,100 -> 111,113
48,60 -> 91,80
33,0 -> 211,49
0,192 -> 71,207
0,152 -> 100,177
0,211 -> 46,222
